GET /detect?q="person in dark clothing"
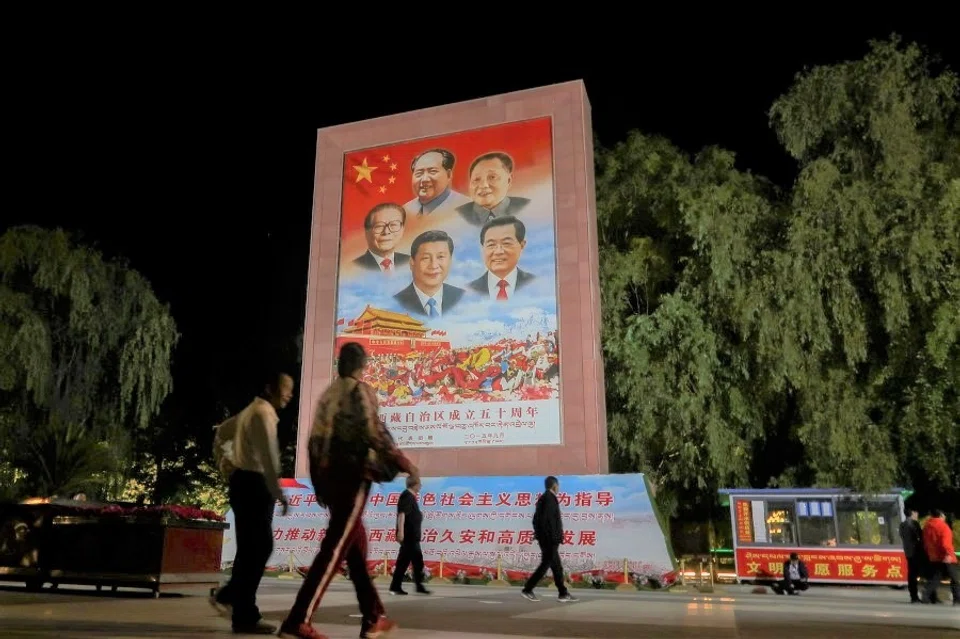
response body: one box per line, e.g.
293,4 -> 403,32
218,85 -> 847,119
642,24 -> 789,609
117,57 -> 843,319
899,508 -> 924,603
389,476 -> 430,595
278,342 -> 418,639
521,476 -> 578,603
772,553 -> 809,595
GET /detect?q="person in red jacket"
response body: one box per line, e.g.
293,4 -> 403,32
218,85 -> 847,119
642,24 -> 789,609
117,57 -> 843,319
921,509 -> 959,605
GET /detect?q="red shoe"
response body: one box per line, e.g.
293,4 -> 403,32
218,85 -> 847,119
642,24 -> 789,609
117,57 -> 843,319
361,616 -> 398,638
276,621 -> 329,639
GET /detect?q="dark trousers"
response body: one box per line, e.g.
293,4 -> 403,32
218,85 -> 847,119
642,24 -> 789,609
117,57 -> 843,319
390,540 -> 425,590
773,579 -> 809,594
906,556 -> 924,601
523,540 -> 568,595
218,470 -> 275,626
922,561 -> 960,603
285,481 -> 383,627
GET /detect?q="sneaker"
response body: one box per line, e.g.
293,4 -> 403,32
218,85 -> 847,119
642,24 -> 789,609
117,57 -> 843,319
277,621 -> 329,639
557,593 -> 579,603
231,620 -> 276,635
415,586 -> 431,595
209,587 -> 231,616
361,616 -> 397,638
388,588 -> 407,596
521,590 -> 540,602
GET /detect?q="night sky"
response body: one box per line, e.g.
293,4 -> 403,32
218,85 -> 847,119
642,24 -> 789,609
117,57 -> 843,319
6,22 -> 957,441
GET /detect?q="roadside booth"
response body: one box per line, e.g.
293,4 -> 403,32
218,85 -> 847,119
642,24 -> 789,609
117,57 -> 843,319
718,488 -> 910,586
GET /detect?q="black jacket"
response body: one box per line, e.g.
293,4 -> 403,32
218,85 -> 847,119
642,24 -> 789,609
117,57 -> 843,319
781,559 -> 809,581
899,518 -> 922,559
532,490 -> 563,545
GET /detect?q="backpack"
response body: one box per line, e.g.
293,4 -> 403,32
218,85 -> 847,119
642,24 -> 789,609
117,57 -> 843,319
213,414 -> 240,481
532,494 -> 543,536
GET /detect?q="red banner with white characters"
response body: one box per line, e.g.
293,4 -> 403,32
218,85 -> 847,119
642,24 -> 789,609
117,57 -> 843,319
736,547 -> 907,584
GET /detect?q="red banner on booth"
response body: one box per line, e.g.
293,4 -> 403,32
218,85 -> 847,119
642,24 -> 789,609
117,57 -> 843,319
735,547 -> 907,584
734,500 -> 753,543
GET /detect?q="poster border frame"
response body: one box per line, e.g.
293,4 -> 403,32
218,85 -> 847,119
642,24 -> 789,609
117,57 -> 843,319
297,81 -> 607,478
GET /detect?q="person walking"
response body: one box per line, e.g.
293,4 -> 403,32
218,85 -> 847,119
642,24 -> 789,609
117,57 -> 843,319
520,476 -> 578,603
209,373 -> 294,635
899,508 -> 924,603
389,475 -> 430,596
921,509 -> 959,605
278,342 -> 417,639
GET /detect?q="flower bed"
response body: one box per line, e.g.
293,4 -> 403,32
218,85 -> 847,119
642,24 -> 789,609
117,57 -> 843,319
67,504 -> 225,522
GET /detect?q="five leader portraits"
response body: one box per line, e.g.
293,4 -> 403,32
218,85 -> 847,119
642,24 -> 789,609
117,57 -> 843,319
347,146 -> 543,318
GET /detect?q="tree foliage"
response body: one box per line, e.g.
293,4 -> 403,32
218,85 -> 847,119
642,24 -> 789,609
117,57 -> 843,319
600,36 -> 959,517
0,226 -> 179,498
769,36 -> 959,496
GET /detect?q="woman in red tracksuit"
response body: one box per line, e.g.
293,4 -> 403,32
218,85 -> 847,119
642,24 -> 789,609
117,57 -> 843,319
279,342 -> 418,639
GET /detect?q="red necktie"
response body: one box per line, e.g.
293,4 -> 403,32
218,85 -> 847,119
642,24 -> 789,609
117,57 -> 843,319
497,279 -> 508,300
381,258 -> 392,271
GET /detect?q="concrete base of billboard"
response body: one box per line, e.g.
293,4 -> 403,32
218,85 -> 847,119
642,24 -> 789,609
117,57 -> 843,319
487,579 -> 510,587
615,583 -> 635,592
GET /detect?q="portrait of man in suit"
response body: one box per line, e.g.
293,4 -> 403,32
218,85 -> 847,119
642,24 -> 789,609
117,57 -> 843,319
468,216 -> 535,301
351,203 -> 410,272
456,151 -> 531,226
402,148 -> 472,217
393,230 -> 465,317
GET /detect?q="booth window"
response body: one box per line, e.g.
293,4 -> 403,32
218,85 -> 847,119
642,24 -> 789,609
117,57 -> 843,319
764,501 -> 796,545
797,500 -> 837,546
836,497 -> 900,546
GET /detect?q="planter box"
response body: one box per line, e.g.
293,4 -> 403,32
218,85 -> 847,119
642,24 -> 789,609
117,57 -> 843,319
0,503 -> 228,596
0,503 -> 48,589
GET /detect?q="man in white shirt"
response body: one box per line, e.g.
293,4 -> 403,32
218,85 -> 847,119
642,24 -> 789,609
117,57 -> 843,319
351,203 -> 410,273
468,216 -> 535,301
211,373 -> 294,635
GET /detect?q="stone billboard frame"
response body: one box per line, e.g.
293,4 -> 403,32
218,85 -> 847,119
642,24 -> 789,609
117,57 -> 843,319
296,80 -> 607,478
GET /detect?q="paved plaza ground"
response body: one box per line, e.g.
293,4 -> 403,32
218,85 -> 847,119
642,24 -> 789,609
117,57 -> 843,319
0,578 -> 956,638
